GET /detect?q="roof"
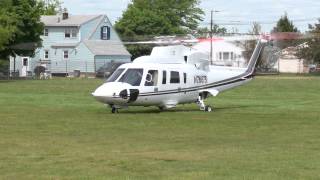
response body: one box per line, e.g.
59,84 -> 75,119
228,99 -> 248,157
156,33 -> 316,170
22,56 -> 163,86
41,15 -> 101,27
83,40 -> 131,56
51,43 -> 79,48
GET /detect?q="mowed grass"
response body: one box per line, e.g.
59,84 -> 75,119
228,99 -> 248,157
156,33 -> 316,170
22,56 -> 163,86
0,75 -> 320,180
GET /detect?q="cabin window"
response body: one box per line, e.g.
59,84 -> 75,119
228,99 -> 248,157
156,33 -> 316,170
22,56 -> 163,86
101,26 -> 111,40
107,68 -> 125,82
170,71 -> 180,84
44,28 -> 49,36
145,70 -> 158,86
44,50 -> 49,59
162,71 -> 167,84
118,68 -> 143,86
63,50 -> 69,59
183,73 -> 187,84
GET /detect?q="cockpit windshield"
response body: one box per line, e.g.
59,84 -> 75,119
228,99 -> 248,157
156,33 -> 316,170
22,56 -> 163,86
106,68 -> 125,82
118,68 -> 143,86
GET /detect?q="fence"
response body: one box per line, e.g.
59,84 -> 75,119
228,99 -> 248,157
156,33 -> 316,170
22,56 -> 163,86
3,59 -> 122,79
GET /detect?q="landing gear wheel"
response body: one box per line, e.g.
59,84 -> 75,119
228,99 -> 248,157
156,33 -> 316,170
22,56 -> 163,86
111,107 -> 118,113
158,106 -> 165,111
205,105 -> 212,112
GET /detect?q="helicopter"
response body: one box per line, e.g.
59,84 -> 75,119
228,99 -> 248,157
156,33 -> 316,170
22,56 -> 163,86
92,35 -> 267,113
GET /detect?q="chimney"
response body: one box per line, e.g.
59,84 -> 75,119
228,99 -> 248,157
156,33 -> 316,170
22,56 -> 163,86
62,8 -> 68,20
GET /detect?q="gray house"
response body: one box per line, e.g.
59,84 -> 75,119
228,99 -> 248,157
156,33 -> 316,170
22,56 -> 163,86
10,13 -> 131,77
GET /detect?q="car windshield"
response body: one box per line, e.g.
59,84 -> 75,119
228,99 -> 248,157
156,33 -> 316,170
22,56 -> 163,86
118,68 -> 143,86
106,68 -> 125,82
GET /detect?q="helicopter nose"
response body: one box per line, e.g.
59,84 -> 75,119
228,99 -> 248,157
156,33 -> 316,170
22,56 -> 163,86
92,83 -> 132,104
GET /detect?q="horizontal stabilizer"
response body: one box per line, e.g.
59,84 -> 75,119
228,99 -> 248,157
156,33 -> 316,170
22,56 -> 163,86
200,89 -> 220,97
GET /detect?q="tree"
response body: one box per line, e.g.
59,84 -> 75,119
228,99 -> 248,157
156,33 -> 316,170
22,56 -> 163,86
272,13 -> 298,33
195,25 -> 227,38
0,0 -> 44,58
296,19 -> 320,64
242,22 -> 261,61
115,0 -> 204,59
272,13 -> 299,49
39,0 -> 62,15
0,0 -> 17,51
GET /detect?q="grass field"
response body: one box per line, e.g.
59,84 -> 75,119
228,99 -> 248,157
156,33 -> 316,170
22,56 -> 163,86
0,75 -> 320,179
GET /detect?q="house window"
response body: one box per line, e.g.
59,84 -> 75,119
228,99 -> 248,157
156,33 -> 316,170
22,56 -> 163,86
23,58 -> 28,66
183,73 -> 187,84
65,28 -> 77,38
44,50 -> 49,59
170,71 -> 180,84
44,28 -> 49,36
101,26 -> 110,40
63,50 -> 69,59
223,52 -> 229,60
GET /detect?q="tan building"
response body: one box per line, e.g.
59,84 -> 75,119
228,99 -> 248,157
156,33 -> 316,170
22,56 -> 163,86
278,46 -> 308,73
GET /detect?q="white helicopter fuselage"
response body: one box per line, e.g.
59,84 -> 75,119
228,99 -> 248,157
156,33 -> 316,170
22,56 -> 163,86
92,40 -> 265,111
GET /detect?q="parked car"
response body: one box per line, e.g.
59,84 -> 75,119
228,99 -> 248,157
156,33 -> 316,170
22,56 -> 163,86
96,62 -> 126,78
308,64 -> 320,73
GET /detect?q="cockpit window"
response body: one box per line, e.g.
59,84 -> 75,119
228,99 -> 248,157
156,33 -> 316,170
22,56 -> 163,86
145,70 -> 158,86
118,68 -> 143,86
107,68 -> 125,82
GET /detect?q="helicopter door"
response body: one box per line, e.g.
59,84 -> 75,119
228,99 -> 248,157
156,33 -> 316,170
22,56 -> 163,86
144,70 -> 159,92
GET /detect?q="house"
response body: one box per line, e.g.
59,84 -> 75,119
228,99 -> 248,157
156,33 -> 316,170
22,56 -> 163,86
192,39 -> 246,68
10,12 -> 131,77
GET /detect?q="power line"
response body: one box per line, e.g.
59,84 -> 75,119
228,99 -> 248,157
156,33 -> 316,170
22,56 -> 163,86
200,17 -> 319,26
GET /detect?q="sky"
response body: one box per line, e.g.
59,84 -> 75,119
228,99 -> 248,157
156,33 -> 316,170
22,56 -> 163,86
62,0 -> 320,33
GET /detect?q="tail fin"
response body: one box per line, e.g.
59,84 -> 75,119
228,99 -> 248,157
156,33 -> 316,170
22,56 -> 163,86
245,40 -> 267,76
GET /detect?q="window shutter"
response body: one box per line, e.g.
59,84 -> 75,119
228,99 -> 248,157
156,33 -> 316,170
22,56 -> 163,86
107,26 -> 111,40
100,27 -> 104,39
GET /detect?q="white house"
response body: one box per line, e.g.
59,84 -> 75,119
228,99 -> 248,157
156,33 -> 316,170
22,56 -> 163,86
192,40 -> 246,67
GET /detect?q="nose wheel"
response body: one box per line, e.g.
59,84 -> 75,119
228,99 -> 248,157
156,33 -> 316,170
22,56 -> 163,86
111,105 -> 119,114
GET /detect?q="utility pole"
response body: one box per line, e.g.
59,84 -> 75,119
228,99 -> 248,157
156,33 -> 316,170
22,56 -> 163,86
210,10 -> 213,65
210,10 -> 220,65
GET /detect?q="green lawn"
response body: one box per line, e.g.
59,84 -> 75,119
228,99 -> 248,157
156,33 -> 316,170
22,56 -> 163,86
0,76 -> 320,179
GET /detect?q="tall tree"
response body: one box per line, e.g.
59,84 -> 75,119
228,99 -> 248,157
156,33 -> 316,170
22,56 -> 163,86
115,0 -> 204,59
272,13 -> 299,49
0,0 -> 17,51
0,0 -> 44,75
296,19 -> 320,64
272,13 -> 298,33
0,0 -> 44,56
